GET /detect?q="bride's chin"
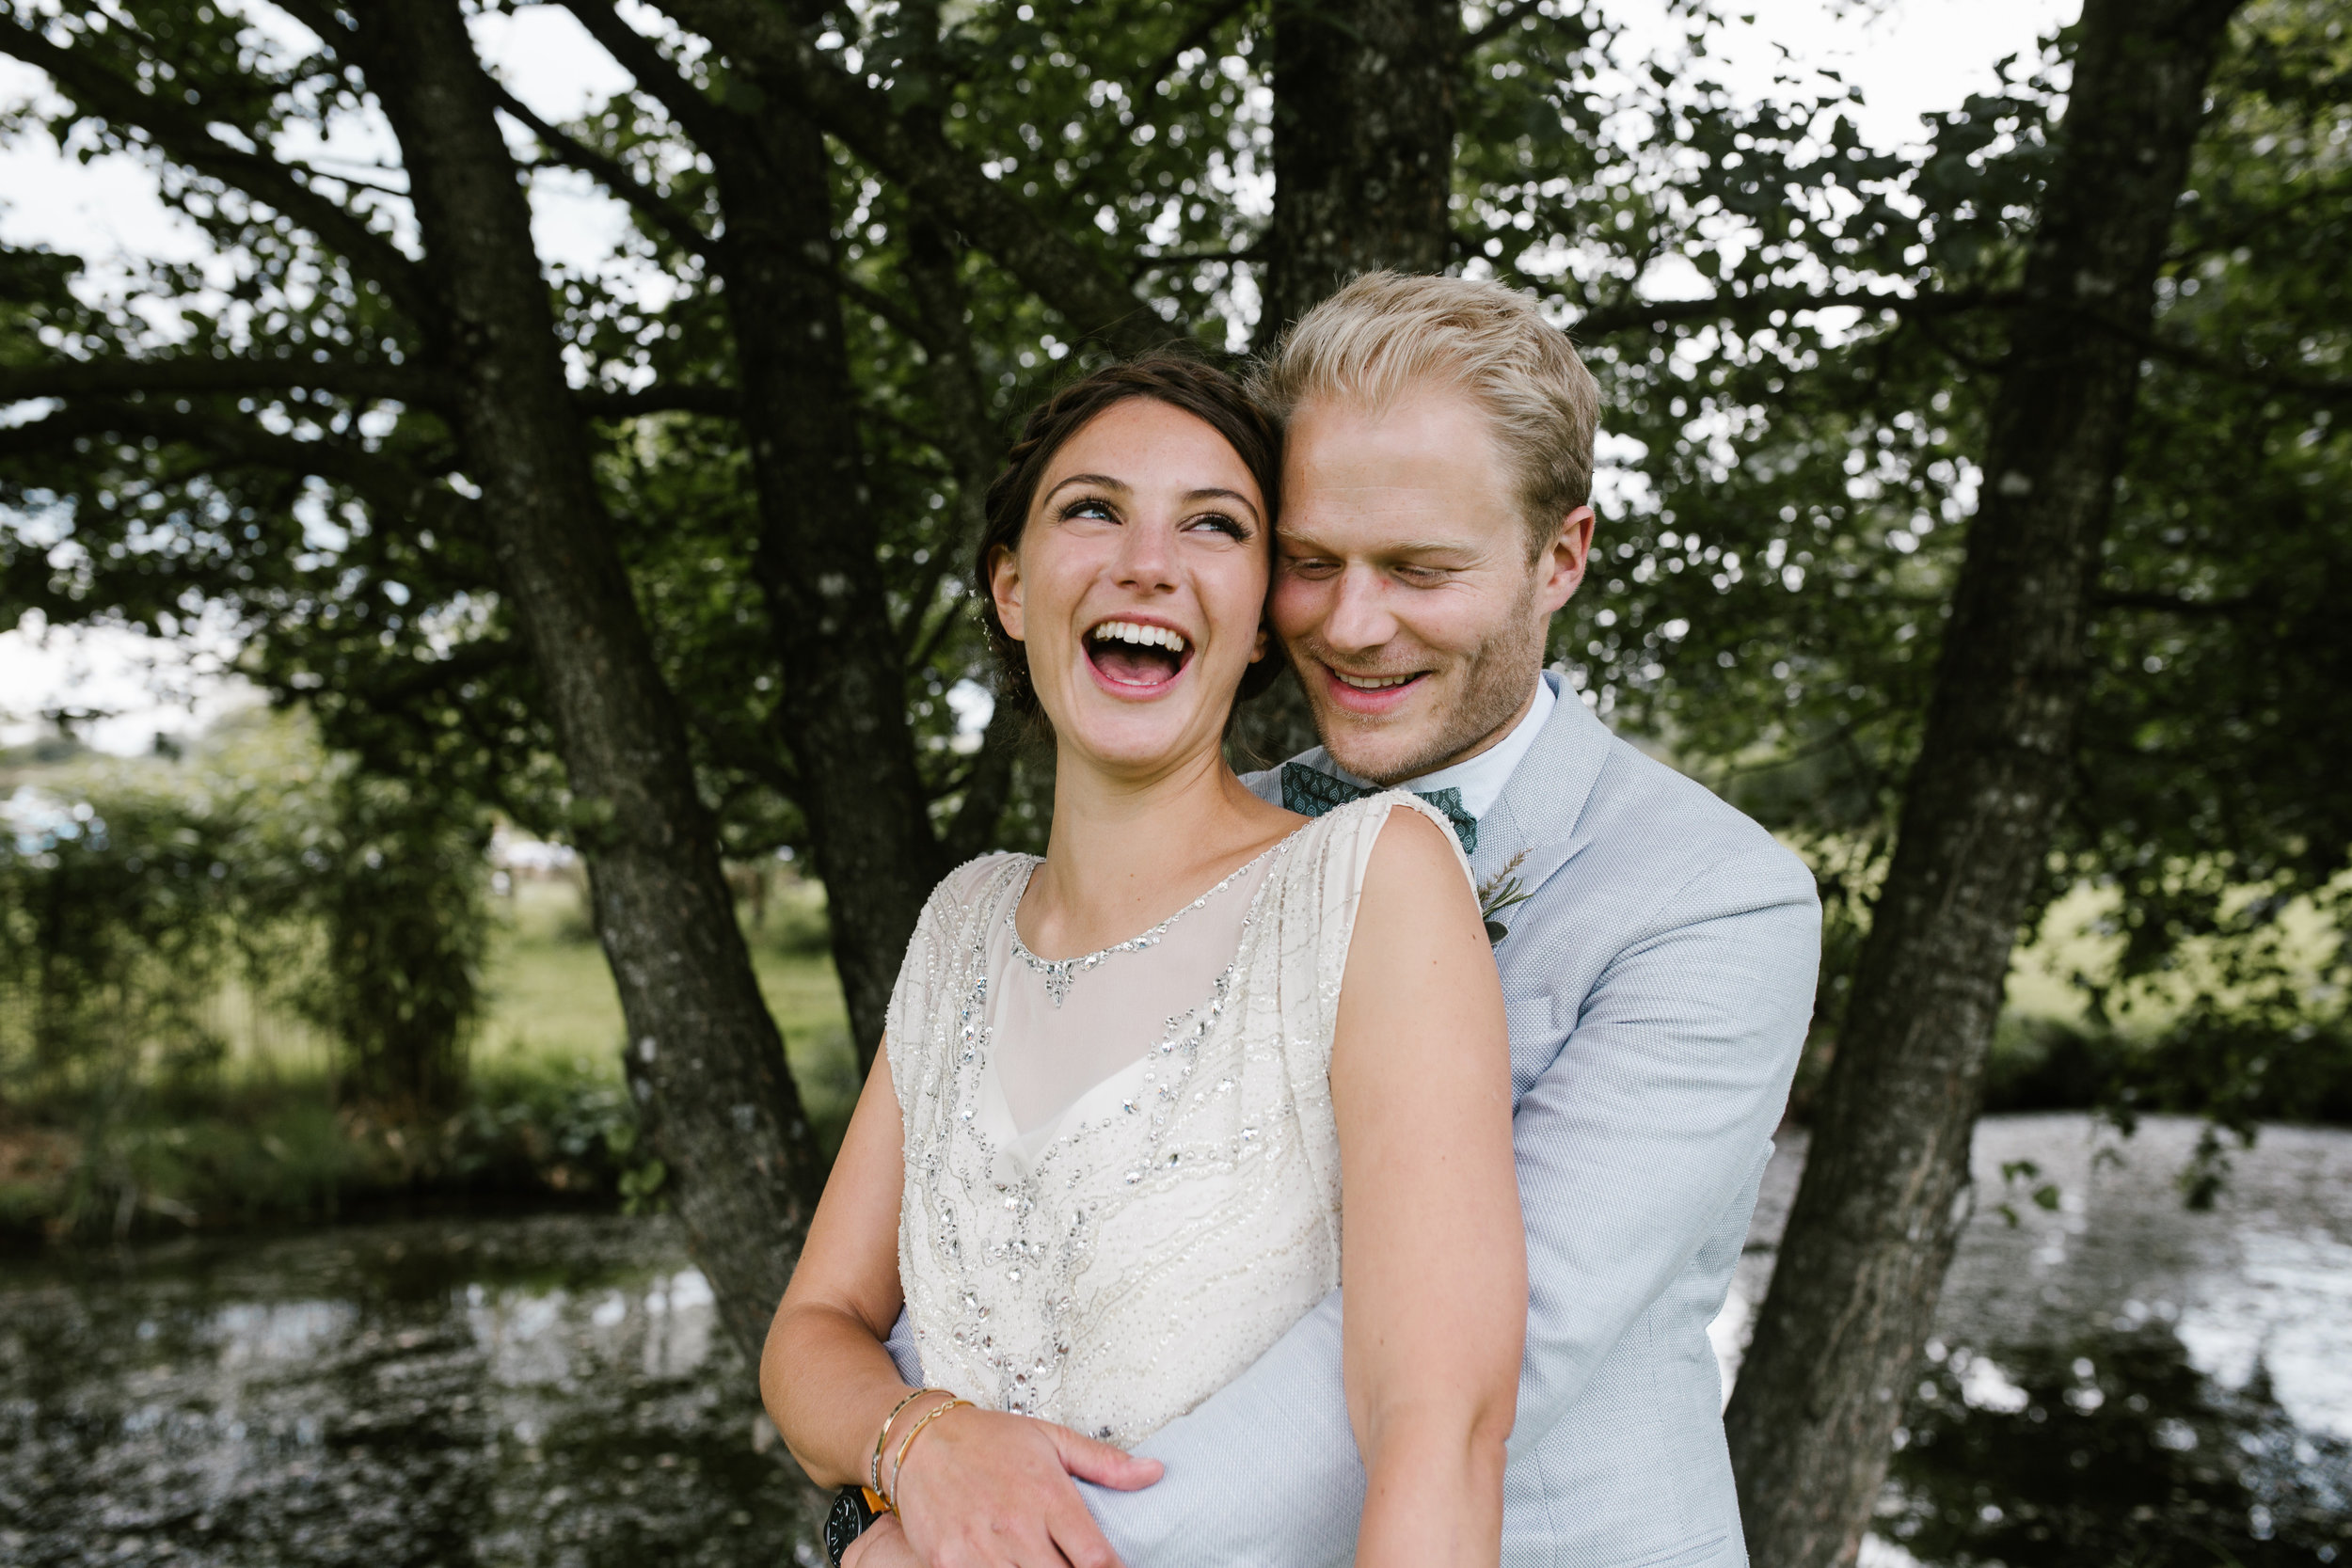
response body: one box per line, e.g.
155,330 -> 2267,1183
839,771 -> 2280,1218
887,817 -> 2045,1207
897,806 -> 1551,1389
1047,693 -> 1232,775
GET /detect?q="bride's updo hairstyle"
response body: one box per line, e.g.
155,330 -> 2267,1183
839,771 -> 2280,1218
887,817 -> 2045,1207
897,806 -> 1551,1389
976,353 -> 1285,717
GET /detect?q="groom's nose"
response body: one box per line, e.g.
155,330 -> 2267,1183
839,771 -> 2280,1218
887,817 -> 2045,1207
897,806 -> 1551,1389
1318,563 -> 1400,653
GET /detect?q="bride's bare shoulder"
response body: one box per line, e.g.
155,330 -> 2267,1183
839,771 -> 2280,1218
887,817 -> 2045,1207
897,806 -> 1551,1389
1358,801 -> 1477,909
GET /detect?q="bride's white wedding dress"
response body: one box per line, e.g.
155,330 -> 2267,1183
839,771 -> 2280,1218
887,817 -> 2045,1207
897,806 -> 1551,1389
887,792 -> 1466,1448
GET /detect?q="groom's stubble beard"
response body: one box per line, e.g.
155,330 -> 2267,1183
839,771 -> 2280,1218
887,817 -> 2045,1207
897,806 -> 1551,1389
1302,562 -> 1549,787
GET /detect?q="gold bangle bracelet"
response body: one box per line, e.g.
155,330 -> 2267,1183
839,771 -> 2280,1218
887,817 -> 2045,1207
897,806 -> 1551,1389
871,1387 -> 942,1498
888,1396 -> 972,1504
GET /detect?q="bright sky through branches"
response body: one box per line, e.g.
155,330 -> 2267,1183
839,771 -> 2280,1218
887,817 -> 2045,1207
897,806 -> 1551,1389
0,0 -> 2066,752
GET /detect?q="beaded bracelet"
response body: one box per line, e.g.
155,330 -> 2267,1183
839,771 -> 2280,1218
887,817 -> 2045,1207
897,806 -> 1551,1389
887,1396 -> 973,1505
871,1387 -> 945,1499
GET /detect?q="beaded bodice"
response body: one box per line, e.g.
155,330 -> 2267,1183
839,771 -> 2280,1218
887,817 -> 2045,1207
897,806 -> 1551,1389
887,794 -> 1457,1447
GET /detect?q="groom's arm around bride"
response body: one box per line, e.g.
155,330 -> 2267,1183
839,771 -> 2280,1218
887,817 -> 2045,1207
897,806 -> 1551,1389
1086,747 -> 1818,1568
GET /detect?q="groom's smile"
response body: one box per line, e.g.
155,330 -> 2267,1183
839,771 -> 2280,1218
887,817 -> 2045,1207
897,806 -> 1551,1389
1320,663 -> 1434,714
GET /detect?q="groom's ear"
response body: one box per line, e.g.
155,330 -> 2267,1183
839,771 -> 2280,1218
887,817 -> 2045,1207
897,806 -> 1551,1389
990,546 -> 1025,641
1539,505 -> 1597,613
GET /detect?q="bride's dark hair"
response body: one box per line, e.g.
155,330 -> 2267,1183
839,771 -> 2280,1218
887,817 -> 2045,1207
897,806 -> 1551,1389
975,353 -> 1286,717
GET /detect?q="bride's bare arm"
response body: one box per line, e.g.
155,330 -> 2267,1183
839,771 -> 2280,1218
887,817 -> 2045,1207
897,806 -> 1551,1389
762,1040 -> 1163,1568
761,1041 -> 918,1488
1331,807 -> 1526,1568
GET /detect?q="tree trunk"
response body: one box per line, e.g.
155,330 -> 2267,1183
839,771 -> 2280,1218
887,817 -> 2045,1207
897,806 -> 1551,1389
1258,0 -> 1460,346
564,0 -> 996,1068
710,107 -> 946,1069
349,0 -> 822,1363
1721,5 -> 2244,1564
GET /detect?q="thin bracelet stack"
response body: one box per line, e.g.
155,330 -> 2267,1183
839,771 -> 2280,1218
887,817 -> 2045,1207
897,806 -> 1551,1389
868,1387 -> 970,1512
886,1393 -> 972,1508
869,1387 -> 942,1501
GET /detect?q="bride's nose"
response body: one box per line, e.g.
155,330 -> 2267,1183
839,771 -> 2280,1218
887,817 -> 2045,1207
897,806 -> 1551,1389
1111,515 -> 1179,594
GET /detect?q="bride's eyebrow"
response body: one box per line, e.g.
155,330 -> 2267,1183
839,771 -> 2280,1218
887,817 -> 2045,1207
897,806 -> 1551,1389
1184,486 -> 1261,525
1042,473 -> 1129,504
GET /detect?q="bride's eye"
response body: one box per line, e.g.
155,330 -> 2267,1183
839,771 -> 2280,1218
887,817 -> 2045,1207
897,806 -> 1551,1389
1057,496 -> 1119,524
1184,512 -> 1248,541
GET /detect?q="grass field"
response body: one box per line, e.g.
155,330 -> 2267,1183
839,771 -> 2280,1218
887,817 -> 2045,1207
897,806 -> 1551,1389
478,874 -> 862,1137
0,871 -> 862,1240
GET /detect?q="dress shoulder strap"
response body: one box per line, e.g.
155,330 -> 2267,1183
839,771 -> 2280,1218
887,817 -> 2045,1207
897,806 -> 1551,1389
1294,790 -> 1477,902
884,852 -> 1029,1090
1256,793 -> 1477,1051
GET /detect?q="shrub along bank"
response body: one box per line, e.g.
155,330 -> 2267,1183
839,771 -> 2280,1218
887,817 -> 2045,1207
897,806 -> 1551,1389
0,721 -> 858,1243
0,1054 -> 644,1241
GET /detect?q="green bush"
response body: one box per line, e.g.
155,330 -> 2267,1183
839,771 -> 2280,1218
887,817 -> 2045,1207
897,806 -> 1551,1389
1982,1011 -> 2352,1126
0,716 -> 493,1233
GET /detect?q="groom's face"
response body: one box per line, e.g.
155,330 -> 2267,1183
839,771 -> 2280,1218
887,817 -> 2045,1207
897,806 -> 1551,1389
1273,386 -> 1592,785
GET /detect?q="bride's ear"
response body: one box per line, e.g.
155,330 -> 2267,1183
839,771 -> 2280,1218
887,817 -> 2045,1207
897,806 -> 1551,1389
1249,618 -> 1268,664
989,546 -> 1025,641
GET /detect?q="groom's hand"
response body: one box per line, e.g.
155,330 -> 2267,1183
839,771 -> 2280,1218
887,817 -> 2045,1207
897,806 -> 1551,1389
892,1406 -> 1162,1568
843,1513 -> 915,1568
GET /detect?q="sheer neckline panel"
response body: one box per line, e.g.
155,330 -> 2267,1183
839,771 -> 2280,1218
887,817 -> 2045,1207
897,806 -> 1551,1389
1005,823 -> 1309,1001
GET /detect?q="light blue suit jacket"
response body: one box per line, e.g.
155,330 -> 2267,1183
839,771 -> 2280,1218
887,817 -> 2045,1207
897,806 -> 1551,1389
893,673 -> 1820,1566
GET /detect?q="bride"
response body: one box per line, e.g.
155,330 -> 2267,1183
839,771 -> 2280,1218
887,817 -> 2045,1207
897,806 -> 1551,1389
761,355 -> 1523,1568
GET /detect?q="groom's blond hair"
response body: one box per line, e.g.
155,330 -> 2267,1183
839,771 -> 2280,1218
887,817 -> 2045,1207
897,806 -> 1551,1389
1252,272 -> 1600,559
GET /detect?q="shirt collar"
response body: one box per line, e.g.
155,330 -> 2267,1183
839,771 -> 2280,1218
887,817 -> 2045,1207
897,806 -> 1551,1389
1298,672 -> 1555,823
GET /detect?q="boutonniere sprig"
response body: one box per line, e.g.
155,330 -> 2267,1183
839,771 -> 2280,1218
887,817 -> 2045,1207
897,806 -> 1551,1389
1476,849 -> 1534,946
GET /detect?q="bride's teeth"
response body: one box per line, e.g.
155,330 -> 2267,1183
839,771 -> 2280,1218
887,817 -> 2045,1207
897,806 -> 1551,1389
1091,621 -> 1187,652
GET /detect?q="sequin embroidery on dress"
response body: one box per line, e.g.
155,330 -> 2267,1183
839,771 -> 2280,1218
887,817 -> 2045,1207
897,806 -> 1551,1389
884,794 -> 1473,1449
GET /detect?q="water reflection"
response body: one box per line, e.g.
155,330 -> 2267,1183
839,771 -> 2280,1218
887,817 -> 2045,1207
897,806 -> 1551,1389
1881,1332 -> 2350,1566
2,1116 -> 2347,1565
1723,1115 -> 2352,1566
0,1214 -> 824,1566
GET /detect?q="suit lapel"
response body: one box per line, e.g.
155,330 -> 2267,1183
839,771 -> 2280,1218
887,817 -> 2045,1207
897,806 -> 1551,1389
1470,673 -> 1615,907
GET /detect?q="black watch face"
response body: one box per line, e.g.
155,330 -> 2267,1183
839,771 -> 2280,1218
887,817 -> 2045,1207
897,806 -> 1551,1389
823,1488 -> 868,1567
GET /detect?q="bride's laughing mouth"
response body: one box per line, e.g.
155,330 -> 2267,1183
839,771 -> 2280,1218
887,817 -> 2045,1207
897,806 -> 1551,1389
1085,616 -> 1195,694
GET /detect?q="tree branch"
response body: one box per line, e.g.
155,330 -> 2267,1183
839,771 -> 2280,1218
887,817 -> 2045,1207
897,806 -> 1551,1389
649,0 -> 1173,355
1129,244 -> 1259,280
1129,0 -> 1258,103
904,588 -> 974,673
0,356 -> 452,408
0,401 -> 476,533
490,83 -> 718,261
890,214 -> 1003,661
572,383 -> 740,420
290,161 -> 414,201
2132,327 -> 2352,406
0,11 -> 435,321
1567,283 -> 2010,341
1464,0 -> 1544,52
941,691 -> 1025,863
2093,587 -> 2260,616
350,635 -> 527,710
561,0 -> 748,156
836,274 -> 934,348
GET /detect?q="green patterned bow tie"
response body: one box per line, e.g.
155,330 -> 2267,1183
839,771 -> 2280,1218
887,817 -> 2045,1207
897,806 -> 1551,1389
1280,763 -> 1478,856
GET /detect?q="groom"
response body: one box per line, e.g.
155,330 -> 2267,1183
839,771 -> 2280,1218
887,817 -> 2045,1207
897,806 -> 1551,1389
860,273 -> 1820,1567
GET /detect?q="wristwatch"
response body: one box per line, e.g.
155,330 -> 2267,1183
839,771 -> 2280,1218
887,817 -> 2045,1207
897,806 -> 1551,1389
823,1485 -> 891,1567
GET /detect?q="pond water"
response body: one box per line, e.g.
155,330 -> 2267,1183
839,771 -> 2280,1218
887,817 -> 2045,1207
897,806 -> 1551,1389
1726,1116 -> 2352,1567
3,1114 -> 2347,1567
